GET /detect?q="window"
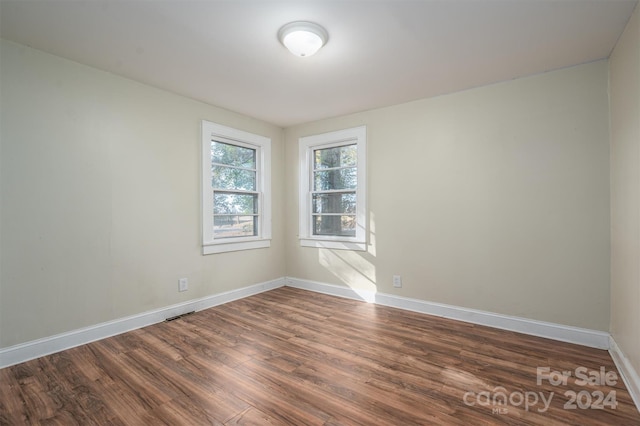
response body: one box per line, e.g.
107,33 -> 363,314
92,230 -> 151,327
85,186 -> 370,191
202,120 -> 271,254
299,126 -> 367,250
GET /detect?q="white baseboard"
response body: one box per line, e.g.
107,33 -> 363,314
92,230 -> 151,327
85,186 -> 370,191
0,276 -> 614,370
609,337 -> 640,413
0,278 -> 285,369
285,277 -> 611,350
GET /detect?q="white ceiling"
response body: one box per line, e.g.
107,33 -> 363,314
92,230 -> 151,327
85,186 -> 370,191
0,0 -> 637,127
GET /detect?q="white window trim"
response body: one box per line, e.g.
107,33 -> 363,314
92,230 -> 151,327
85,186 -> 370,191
299,126 -> 367,251
202,120 -> 271,255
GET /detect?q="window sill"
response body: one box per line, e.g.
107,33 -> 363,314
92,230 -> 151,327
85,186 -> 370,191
299,238 -> 366,251
203,239 -> 271,255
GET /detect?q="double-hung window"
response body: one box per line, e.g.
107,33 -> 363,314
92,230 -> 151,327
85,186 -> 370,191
202,120 -> 271,254
299,126 -> 367,251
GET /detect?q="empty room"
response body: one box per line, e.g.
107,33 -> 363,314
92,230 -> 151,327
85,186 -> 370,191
1,0 -> 639,424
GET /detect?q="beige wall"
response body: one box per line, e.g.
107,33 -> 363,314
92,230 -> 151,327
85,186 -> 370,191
0,35 -> 617,350
0,40 -> 286,348
285,61 -> 611,331
610,5 -> 640,378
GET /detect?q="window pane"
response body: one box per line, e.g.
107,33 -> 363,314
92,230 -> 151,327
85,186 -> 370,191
214,192 -> 258,215
214,215 -> 257,238
313,215 -> 356,237
313,168 -> 357,191
212,166 -> 256,191
314,144 -> 357,169
211,141 -> 256,168
312,192 -> 356,214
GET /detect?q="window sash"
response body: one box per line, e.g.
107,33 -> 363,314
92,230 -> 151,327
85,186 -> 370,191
308,143 -> 359,237
298,126 -> 366,250
202,120 -> 271,253
211,138 -> 262,236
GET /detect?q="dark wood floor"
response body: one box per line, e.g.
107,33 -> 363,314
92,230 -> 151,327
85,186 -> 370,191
1,287 -> 638,425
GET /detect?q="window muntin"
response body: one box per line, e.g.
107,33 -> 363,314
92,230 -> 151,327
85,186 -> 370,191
202,121 -> 271,254
299,126 -> 366,251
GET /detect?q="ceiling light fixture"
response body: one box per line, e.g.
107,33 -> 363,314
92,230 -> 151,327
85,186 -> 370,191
278,21 -> 328,57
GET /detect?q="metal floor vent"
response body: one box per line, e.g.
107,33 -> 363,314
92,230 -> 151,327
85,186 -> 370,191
165,311 -> 195,322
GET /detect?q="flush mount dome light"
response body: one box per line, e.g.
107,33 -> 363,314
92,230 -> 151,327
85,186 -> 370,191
278,21 -> 328,57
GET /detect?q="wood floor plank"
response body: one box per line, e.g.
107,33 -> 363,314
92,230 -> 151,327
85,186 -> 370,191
226,406 -> 289,426
1,286 -> 639,425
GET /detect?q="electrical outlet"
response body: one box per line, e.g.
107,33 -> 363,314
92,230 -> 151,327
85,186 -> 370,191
393,275 -> 402,288
178,278 -> 188,292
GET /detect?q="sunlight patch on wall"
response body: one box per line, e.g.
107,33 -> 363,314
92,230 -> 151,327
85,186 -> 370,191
319,248 -> 377,302
368,211 -> 377,257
